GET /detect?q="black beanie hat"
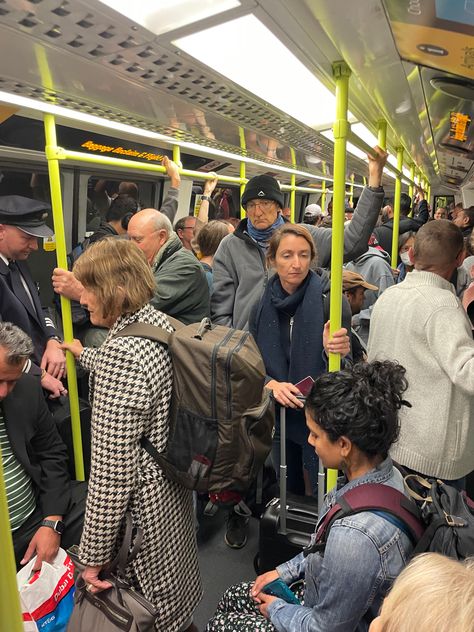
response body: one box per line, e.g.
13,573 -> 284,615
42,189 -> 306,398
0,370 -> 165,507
241,175 -> 284,209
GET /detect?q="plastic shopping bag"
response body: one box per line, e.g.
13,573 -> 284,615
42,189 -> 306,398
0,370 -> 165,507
17,548 -> 75,632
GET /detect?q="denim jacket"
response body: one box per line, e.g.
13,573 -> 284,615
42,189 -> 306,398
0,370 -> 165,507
267,457 -> 413,632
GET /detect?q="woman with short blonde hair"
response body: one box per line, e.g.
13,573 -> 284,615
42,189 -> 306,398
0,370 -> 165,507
370,553 -> 474,632
64,238 -> 201,632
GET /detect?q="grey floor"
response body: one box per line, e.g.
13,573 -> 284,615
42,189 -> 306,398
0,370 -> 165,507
193,508 -> 260,631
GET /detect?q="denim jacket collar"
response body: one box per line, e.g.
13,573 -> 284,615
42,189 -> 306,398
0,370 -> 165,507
324,456 -> 394,511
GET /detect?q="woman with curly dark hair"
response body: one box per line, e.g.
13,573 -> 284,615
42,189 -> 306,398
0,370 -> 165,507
207,361 -> 414,632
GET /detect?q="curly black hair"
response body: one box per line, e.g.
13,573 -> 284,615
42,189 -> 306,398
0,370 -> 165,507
305,360 -> 410,459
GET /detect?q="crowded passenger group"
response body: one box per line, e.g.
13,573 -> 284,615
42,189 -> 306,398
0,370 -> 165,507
1,146 -> 473,632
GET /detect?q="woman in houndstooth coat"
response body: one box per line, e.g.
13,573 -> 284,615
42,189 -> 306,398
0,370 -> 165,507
63,239 -> 202,632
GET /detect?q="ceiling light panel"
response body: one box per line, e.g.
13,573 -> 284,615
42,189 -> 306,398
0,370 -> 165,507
175,14 -> 353,130
98,0 -> 240,36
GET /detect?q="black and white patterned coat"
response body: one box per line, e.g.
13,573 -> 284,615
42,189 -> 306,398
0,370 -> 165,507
78,304 -> 202,631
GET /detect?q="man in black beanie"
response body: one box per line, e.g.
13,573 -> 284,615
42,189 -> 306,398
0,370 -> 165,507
211,148 -> 388,550
211,147 -> 388,332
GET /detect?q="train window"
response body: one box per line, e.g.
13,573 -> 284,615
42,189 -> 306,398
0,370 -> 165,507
0,169 -> 52,203
86,176 -> 159,232
433,195 -> 455,213
191,182 -> 240,220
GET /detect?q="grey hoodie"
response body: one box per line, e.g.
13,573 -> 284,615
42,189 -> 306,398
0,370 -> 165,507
346,246 -> 395,314
211,186 -> 385,329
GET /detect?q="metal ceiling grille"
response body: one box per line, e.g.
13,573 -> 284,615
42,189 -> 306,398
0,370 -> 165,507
0,0 -> 338,162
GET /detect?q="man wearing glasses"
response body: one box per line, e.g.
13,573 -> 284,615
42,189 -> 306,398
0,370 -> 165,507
175,216 -> 197,252
211,147 -> 388,331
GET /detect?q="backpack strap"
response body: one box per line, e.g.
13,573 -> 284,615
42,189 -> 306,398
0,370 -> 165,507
304,483 -> 425,557
112,318 -> 184,346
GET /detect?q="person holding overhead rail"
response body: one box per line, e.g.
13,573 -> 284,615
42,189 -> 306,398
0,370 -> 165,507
211,147 -> 388,330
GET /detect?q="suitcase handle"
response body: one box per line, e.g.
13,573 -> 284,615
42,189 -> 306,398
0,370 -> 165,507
287,533 -> 312,547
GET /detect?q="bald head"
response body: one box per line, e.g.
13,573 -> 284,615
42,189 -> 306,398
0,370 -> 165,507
413,220 -> 463,274
127,208 -> 172,263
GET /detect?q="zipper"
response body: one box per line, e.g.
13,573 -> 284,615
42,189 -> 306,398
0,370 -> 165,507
289,316 -> 294,342
211,329 -> 234,419
224,332 -> 250,418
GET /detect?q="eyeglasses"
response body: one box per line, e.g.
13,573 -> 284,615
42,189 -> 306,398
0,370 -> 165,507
245,200 -> 275,211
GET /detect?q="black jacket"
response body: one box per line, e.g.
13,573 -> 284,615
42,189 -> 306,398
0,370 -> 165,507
3,373 -> 71,517
0,258 -> 58,366
373,200 -> 429,255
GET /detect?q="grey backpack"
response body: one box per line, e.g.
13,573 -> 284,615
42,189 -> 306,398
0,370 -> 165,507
114,317 -> 274,504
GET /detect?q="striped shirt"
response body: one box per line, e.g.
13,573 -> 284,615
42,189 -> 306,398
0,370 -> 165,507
0,406 -> 36,531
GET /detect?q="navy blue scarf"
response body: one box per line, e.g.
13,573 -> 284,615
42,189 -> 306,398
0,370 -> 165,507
247,214 -> 285,250
253,270 -> 326,386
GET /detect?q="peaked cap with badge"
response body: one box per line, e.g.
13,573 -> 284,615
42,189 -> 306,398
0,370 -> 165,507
241,175 -> 284,209
0,195 -> 53,238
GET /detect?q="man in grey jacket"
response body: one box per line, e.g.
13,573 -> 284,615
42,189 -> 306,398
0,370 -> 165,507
211,147 -> 388,330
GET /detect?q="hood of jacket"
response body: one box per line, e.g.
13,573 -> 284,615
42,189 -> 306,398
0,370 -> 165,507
353,246 -> 391,265
152,232 -> 183,271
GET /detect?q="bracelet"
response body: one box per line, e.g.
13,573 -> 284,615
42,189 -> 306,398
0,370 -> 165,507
201,194 -> 211,202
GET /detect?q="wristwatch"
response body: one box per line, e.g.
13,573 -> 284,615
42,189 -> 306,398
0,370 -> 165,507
41,519 -> 65,535
49,335 -> 63,343
201,194 -> 211,201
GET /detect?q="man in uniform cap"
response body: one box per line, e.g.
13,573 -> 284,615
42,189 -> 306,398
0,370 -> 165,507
0,195 -> 65,398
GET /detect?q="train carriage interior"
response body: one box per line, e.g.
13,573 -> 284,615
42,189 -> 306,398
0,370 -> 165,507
0,0 -> 473,629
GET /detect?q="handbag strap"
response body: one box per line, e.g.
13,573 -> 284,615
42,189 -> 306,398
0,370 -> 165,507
107,513 -> 143,575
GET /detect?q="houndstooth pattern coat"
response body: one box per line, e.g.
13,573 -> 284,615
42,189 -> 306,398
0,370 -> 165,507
78,304 -> 202,631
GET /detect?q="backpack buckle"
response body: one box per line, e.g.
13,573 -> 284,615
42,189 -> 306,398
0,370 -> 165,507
444,512 -> 466,527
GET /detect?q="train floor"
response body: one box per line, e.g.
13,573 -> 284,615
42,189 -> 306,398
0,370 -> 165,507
194,508 -> 259,631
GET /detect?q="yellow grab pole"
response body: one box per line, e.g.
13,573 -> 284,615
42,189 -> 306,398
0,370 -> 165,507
239,127 -> 247,219
408,164 -> 415,217
377,120 -> 387,150
391,147 -> 404,268
290,147 -> 296,222
321,179 -> 327,216
0,444 -> 24,632
44,114 -> 84,480
172,144 -> 182,168
328,60 -> 351,491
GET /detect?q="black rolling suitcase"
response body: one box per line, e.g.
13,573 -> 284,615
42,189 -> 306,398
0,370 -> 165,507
256,402 -> 323,573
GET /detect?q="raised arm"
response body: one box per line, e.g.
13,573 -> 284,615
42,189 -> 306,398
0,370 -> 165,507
159,156 -> 181,223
